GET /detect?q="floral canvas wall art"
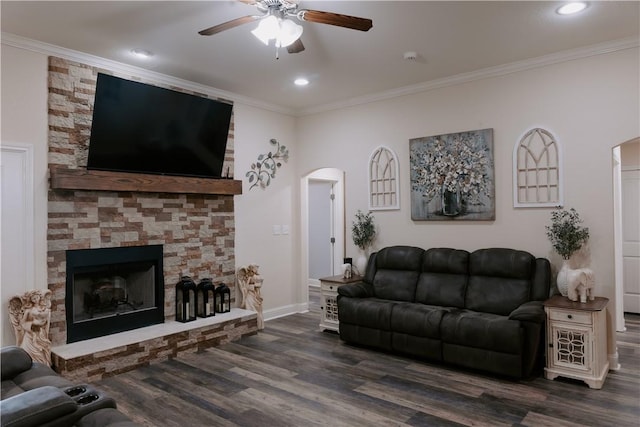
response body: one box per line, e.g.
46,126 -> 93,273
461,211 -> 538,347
410,128 -> 495,220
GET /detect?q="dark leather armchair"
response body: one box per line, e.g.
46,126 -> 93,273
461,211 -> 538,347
0,346 -> 139,427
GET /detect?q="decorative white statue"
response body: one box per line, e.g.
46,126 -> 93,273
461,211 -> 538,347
341,263 -> 352,279
237,264 -> 264,330
8,289 -> 53,366
556,243 -> 593,298
566,268 -> 595,303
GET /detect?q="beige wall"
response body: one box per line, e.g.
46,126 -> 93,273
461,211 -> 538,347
0,44 -> 300,334
233,103 -> 300,316
621,139 -> 640,167
1,45 -> 49,292
2,40 -> 639,355
297,47 -> 640,356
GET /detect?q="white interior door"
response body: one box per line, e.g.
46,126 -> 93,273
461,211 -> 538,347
302,168 -> 345,297
308,180 -> 334,281
1,144 -> 35,346
622,167 -> 640,313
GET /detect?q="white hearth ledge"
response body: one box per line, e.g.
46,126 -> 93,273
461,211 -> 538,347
52,308 -> 255,360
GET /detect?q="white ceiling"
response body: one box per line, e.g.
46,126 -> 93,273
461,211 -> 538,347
2,1 -> 639,114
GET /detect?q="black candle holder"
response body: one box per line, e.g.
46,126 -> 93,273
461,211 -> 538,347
196,278 -> 216,318
175,276 -> 197,322
215,283 -> 231,313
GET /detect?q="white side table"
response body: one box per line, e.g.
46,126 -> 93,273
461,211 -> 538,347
318,275 -> 362,332
544,295 -> 609,389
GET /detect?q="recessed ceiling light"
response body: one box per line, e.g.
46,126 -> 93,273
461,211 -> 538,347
130,48 -> 153,59
556,2 -> 588,15
294,78 -> 309,86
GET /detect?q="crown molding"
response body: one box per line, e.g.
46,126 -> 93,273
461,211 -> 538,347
3,32 -> 637,118
1,32 -> 296,116
298,36 -> 640,116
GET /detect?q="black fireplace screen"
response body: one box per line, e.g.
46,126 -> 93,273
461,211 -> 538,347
66,245 -> 164,343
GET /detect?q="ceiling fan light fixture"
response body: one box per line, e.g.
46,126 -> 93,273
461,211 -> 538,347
251,15 -> 303,48
251,15 -> 279,45
277,18 -> 303,48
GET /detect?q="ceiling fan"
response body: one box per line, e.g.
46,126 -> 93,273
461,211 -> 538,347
198,0 -> 373,56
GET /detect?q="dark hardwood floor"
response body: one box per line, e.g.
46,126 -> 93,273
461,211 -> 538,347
95,287 -> 640,426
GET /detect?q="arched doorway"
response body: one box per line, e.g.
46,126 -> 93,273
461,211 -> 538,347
300,168 -> 345,308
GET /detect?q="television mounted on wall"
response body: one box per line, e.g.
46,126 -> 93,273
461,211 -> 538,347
87,73 -> 233,179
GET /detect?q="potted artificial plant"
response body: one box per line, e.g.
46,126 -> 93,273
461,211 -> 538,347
545,207 -> 590,296
352,210 -> 376,275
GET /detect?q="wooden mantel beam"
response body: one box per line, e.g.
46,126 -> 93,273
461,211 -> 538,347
50,167 -> 242,195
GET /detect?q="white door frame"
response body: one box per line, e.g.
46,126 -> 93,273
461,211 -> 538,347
1,143 -> 35,346
613,146 -> 626,332
613,137 -> 640,332
300,168 -> 345,300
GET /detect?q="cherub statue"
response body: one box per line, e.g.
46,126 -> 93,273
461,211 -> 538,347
8,289 -> 53,366
237,264 -> 264,330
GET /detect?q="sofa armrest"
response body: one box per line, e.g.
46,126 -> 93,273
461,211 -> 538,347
1,347 -> 33,380
509,301 -> 545,323
532,258 -> 552,300
337,282 -> 374,298
0,386 -> 77,427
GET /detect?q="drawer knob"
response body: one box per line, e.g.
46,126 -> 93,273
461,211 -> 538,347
567,314 -> 573,319
330,286 -> 333,290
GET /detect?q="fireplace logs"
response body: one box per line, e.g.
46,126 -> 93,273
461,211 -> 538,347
82,277 -> 142,319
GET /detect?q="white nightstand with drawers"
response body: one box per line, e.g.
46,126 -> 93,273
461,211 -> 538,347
544,295 -> 609,389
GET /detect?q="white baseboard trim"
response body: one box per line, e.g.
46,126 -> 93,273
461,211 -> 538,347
263,302 -> 309,322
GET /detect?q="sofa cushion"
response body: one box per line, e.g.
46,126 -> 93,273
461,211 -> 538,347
465,248 -> 535,315
337,297 -> 395,330
1,347 -> 33,380
415,248 -> 469,307
440,309 -> 524,355
370,246 -> 424,302
390,303 -> 448,338
1,381 -> 25,400
11,363 -> 74,391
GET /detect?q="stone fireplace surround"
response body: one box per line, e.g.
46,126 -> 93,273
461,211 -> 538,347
47,57 -> 257,382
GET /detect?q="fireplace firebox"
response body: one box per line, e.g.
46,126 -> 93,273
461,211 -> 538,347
65,245 -> 164,343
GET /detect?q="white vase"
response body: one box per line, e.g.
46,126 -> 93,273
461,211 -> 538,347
355,253 -> 368,277
556,260 -> 570,296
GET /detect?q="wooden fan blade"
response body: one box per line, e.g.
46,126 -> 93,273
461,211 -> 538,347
198,15 -> 259,36
299,10 -> 372,31
287,38 -> 305,54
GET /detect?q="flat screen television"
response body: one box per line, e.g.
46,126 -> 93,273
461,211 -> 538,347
87,73 -> 233,178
